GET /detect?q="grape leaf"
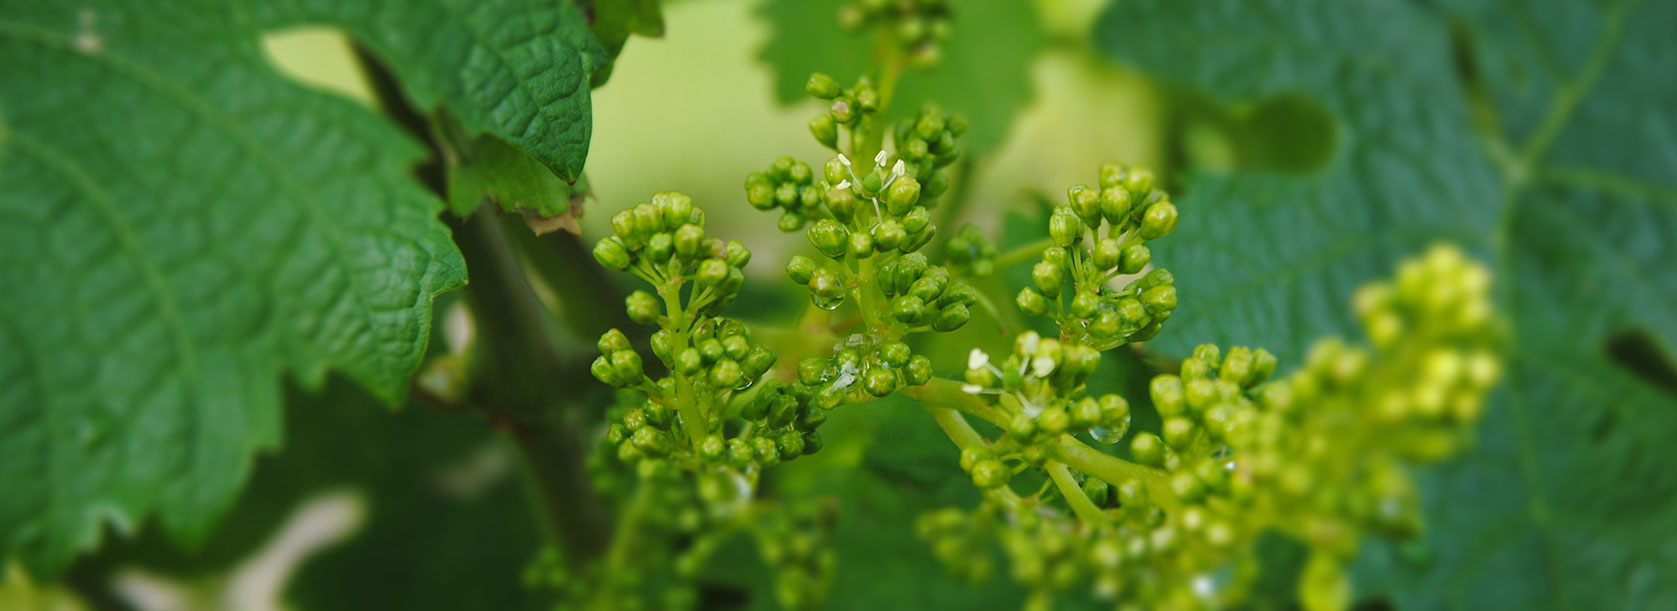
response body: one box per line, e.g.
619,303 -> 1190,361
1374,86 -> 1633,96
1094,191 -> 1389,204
0,0 -> 612,573
582,0 -> 665,86
259,0 -> 607,182
757,0 -> 1044,154
1095,0 -> 1677,607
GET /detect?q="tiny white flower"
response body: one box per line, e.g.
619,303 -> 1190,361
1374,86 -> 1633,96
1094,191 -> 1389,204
1032,355 -> 1056,377
967,348 -> 989,370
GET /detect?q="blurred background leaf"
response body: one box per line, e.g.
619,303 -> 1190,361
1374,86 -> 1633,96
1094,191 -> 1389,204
1095,0 -> 1677,607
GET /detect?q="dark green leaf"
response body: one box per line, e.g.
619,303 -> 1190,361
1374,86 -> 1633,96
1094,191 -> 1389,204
1096,0 -> 1677,607
0,0 -> 601,572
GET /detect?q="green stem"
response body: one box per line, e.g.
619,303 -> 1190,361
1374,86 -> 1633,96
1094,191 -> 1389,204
994,237 -> 1055,270
903,378 -> 1014,427
450,208 -> 611,565
1047,435 -> 1178,514
1046,460 -> 1106,523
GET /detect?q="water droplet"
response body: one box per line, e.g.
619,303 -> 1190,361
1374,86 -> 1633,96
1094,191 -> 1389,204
1090,426 -> 1116,443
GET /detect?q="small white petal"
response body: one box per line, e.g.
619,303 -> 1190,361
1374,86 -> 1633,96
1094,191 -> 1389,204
967,348 -> 989,370
1032,356 -> 1056,377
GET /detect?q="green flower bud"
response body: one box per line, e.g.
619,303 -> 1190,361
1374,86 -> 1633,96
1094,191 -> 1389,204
849,230 -> 875,257
676,348 -> 703,376
873,219 -> 907,251
787,255 -> 817,285
597,328 -> 631,354
649,329 -> 675,361
746,178 -> 776,210
626,291 -> 660,325
808,219 -> 850,259
1093,238 -> 1121,269
777,430 -> 807,459
809,114 -> 838,148
1140,201 -> 1179,239
632,203 -> 660,236
892,295 -> 927,324
884,176 -> 921,214
826,187 -> 858,222
902,224 -> 936,253
798,357 -> 827,385
673,224 -> 704,260
697,258 -> 729,288
881,342 -> 912,367
1141,285 -> 1177,312
660,192 -> 694,227
777,212 -> 805,232
824,156 -> 849,183
774,183 -> 798,207
646,232 -> 674,262
1067,185 -> 1099,221
933,303 -> 969,331
864,367 -> 898,397
1070,397 -> 1102,429
1150,375 -> 1186,418
905,355 -> 933,386
697,337 -> 725,363
909,272 -> 948,303
1120,244 -> 1151,274
1017,287 -> 1048,316
1184,378 -> 1217,412
1131,432 -> 1164,466
1252,348 -> 1278,383
593,238 -> 630,270
723,240 -> 751,268
1070,290 -> 1100,319
1049,207 -> 1083,246
970,459 -> 1009,489
805,72 -> 841,99
902,206 -> 931,234
590,355 -> 617,385
809,268 -> 844,304
1117,297 -> 1148,327
610,210 -> 636,240
1039,405 -> 1070,435
1043,246 -> 1069,267
727,438 -> 754,467
631,427 -> 667,455
1032,260 -> 1063,295
1124,168 -> 1154,194
856,86 -> 880,112
1089,311 -> 1121,338
861,168 -> 884,194
1099,186 -> 1132,223
1099,394 -> 1130,429
611,350 -> 643,382
711,358 -> 743,388
830,97 -> 856,124
1162,417 -> 1195,448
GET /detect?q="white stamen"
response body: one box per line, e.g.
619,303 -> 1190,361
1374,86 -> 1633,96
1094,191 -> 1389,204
891,159 -> 906,177
967,349 -> 989,370
837,155 -> 852,167
874,150 -> 889,166
961,384 -> 984,395
835,179 -> 851,190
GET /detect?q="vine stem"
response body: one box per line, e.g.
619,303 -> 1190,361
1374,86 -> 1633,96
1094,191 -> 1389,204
449,209 -> 611,566
994,237 -> 1055,270
1046,461 -> 1106,523
906,378 -> 1179,513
